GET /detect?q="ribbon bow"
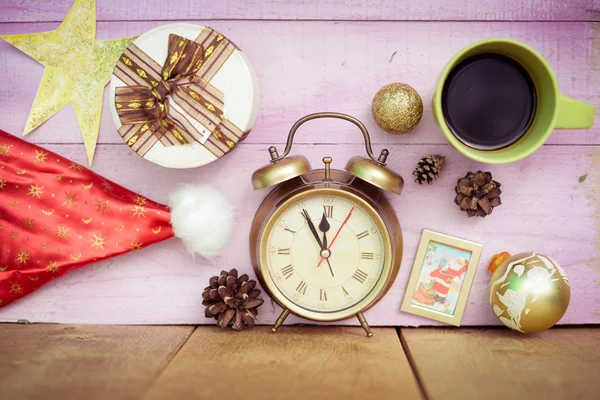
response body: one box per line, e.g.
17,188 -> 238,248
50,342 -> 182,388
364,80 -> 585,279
114,30 -> 247,158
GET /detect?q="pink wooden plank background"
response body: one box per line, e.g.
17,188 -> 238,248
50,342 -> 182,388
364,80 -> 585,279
0,1 -> 598,326
0,21 -> 598,146
1,0 -> 598,22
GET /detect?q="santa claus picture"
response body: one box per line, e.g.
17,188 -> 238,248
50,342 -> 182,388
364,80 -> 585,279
411,243 -> 472,316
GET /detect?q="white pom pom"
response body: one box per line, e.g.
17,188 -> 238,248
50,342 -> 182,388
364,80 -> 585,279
168,184 -> 234,258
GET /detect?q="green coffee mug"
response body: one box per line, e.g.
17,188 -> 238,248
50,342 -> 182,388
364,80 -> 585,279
433,38 -> 595,164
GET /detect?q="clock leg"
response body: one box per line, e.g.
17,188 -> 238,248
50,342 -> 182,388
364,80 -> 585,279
356,312 -> 373,338
272,308 -> 291,333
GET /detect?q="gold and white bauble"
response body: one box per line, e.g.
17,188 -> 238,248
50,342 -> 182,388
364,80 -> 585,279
488,252 -> 570,333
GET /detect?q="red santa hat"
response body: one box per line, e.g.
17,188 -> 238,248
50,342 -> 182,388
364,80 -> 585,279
0,129 -> 233,308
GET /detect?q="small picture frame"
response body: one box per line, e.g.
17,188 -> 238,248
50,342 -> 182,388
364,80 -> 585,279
401,229 -> 482,326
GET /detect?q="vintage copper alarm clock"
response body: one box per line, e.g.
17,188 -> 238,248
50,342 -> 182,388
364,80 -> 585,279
249,112 -> 403,337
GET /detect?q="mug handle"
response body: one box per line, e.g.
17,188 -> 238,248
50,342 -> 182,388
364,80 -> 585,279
554,95 -> 595,129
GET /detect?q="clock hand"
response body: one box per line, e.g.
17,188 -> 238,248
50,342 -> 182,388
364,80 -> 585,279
319,212 -> 330,249
301,209 -> 324,249
318,212 -> 335,277
317,206 -> 354,268
302,209 -> 334,277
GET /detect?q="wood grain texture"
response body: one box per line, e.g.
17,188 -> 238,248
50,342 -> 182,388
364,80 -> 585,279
0,143 -> 597,325
0,324 -> 194,400
0,21 -> 598,146
0,0 -> 598,22
0,6 -> 599,325
401,327 -> 600,400
144,326 -> 422,400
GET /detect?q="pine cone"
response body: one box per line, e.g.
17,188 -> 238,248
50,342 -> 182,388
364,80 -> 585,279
454,171 -> 502,217
413,155 -> 445,184
202,269 -> 264,331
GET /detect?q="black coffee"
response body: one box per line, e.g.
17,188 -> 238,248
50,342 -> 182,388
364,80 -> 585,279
441,53 -> 536,150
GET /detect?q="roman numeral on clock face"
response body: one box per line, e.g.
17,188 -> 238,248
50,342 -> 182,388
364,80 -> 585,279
323,205 -> 333,218
320,288 -> 327,301
356,231 -> 369,240
352,269 -> 368,284
284,227 -> 296,235
361,252 -> 374,260
281,264 -> 294,279
342,286 -> 349,296
278,248 -> 290,255
296,280 -> 307,295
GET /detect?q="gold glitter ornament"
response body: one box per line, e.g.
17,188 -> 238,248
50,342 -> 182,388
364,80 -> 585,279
1,0 -> 136,165
488,252 -> 570,333
372,83 -> 423,134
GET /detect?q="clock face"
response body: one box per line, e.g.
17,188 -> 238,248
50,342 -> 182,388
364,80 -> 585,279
261,189 -> 390,316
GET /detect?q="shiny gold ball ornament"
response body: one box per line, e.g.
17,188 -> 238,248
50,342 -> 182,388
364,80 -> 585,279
488,252 -> 570,333
372,83 -> 423,134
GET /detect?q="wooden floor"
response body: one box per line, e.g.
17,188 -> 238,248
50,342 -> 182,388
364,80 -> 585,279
0,325 -> 598,400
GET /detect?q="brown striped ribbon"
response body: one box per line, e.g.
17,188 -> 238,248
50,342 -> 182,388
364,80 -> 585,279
114,28 -> 248,158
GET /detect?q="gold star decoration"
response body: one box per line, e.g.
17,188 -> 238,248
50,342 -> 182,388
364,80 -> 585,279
46,261 -> 60,274
15,249 -> 30,265
56,225 -> 71,240
132,205 -> 146,219
27,183 -> 44,199
68,163 -> 83,172
9,281 -> 22,294
128,242 -> 143,251
134,195 -> 147,206
0,0 -> 136,164
102,179 -> 113,192
90,233 -> 107,250
64,191 -> 77,206
34,150 -> 48,164
22,217 -> 35,231
96,199 -> 109,213
0,144 -> 12,156
0,178 -> 6,190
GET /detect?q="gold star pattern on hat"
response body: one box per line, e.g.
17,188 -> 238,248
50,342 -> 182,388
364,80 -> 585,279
90,233 -> 107,250
15,250 -> 29,265
0,144 -> 11,156
56,225 -> 71,240
0,0 -> 136,165
132,205 -> 147,219
46,261 -> 61,274
128,242 -> 143,251
27,184 -> 44,199
34,150 -> 48,165
9,282 -> 23,294
96,199 -> 109,213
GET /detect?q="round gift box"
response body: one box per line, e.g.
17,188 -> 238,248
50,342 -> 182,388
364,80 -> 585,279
109,23 -> 260,169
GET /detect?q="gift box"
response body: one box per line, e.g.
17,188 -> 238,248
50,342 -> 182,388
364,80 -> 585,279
109,23 -> 259,169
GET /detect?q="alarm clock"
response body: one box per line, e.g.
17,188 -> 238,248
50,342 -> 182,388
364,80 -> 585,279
249,112 -> 404,337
